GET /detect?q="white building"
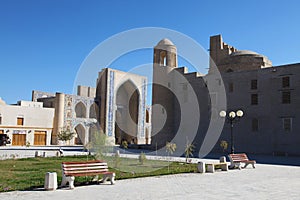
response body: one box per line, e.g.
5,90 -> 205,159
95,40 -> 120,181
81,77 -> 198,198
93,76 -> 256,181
0,100 -> 55,146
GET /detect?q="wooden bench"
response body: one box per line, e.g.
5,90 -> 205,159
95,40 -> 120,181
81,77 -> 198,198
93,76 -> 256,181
61,160 -> 115,189
206,162 -> 228,173
228,153 -> 256,169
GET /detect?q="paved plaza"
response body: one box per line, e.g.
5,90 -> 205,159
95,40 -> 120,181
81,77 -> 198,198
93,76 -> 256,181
1,162 -> 300,200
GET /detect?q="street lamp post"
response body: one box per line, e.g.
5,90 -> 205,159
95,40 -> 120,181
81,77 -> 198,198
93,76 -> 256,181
219,110 -> 244,154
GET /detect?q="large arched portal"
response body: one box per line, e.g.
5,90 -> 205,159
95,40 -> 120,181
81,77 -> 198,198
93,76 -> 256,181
115,80 -> 139,145
74,124 -> 85,145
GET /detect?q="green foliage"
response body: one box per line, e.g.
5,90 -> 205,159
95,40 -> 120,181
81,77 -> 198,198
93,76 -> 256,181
112,161 -> 198,180
220,140 -> 228,152
166,142 -> 177,155
184,142 -> 195,163
57,129 -> 75,142
121,140 -> 128,149
87,130 -> 108,160
25,141 -> 30,148
138,152 -> 147,165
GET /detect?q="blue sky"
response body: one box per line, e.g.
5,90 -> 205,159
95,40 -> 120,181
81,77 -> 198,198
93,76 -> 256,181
1,0 -> 300,104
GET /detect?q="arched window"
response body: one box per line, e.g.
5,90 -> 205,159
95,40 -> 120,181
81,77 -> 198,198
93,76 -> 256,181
160,51 -> 167,66
75,102 -> 86,118
89,103 -> 98,119
146,109 -> 150,123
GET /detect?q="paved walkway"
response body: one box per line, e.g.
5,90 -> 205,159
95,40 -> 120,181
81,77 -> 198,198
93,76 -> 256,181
1,163 -> 300,200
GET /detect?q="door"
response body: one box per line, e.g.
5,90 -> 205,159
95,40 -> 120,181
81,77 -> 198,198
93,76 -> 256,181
12,134 -> 26,146
34,131 -> 46,145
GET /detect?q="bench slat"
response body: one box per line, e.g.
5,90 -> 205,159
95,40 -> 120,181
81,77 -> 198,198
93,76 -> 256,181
65,169 -> 108,174
62,160 -> 105,164
229,154 -> 249,162
65,171 -> 113,177
64,168 -> 108,173
63,166 -> 108,171
63,163 -> 108,168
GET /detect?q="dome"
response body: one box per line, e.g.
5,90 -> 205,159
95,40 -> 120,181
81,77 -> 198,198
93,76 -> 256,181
230,50 -> 260,56
156,38 -> 174,46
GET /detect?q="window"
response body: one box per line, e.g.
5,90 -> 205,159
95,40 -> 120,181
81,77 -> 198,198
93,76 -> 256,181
282,76 -> 290,88
251,80 -> 257,90
283,118 -> 292,132
229,82 -> 233,92
75,102 -> 87,118
282,91 -> 291,104
17,117 -> 24,125
0,116 -> 2,125
252,118 -> 259,132
160,51 -> 167,66
251,94 -> 258,105
146,110 -> 150,123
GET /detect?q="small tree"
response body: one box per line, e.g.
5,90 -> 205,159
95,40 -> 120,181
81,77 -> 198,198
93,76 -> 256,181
166,142 -> 177,156
220,140 -> 228,153
57,129 -> 75,144
184,141 -> 195,163
166,142 -> 176,172
89,130 -> 107,160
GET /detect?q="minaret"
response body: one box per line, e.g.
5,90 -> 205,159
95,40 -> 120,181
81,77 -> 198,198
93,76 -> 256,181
151,38 -> 178,148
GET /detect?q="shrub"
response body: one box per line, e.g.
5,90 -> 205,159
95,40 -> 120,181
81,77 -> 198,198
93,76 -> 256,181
220,140 -> 228,152
139,152 -> 147,165
57,129 -> 75,142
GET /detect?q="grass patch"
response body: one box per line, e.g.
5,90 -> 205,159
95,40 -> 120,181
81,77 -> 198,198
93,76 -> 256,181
0,155 -> 197,192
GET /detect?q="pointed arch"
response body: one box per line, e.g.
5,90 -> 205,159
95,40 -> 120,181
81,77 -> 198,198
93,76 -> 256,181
160,51 -> 167,66
89,103 -> 98,119
115,79 -> 140,145
74,124 -> 85,145
75,101 -> 86,118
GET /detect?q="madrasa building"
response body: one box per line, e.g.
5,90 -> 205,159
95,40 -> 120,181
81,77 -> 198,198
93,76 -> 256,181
151,35 -> 300,156
33,68 -> 151,146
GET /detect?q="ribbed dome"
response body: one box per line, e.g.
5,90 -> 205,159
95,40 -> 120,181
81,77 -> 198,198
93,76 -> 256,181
230,50 -> 260,56
156,38 -> 174,46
